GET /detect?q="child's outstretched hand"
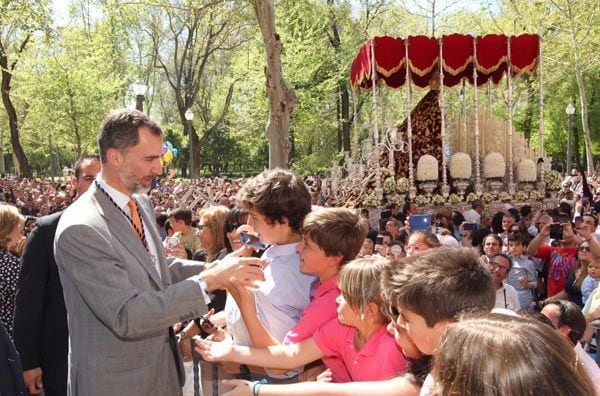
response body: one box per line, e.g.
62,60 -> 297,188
221,379 -> 253,396
194,334 -> 234,362
316,368 -> 333,382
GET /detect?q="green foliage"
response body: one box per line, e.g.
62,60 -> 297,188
1,0 -> 600,176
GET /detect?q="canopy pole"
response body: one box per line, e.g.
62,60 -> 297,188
537,34 -> 546,194
507,36 -> 516,195
439,37 -> 449,197
405,37 -> 417,199
460,81 -> 467,153
370,38 -> 382,197
472,35 -> 483,196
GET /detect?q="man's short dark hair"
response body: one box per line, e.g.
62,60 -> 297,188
98,109 -> 163,163
472,199 -> 483,210
74,154 -> 100,180
541,299 -> 586,345
169,208 -> 192,226
156,212 -> 168,227
492,253 -> 513,272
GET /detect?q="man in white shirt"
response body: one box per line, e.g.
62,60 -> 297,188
485,253 -> 521,311
463,199 -> 484,225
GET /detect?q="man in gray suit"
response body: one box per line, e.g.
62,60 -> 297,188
54,109 -> 265,396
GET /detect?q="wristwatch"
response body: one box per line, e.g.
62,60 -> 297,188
179,330 -> 189,341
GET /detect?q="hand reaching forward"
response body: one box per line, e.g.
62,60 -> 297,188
221,379 -> 253,396
194,334 -> 235,362
202,256 -> 267,292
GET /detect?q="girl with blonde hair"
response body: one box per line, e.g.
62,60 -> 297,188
195,257 -> 408,382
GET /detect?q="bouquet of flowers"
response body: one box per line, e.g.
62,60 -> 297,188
465,192 -> 479,203
431,194 -> 446,206
397,177 -> 410,193
387,193 -> 406,205
517,159 -> 537,182
483,152 -> 506,179
362,191 -> 381,207
515,191 -> 529,201
383,177 -> 397,194
545,170 -> 563,190
481,192 -> 496,204
449,153 -> 472,179
498,192 -> 513,203
414,195 -> 430,206
529,190 -> 544,201
449,193 -> 463,204
416,155 -> 439,181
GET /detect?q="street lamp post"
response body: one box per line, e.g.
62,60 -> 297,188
566,102 -> 575,173
132,80 -> 148,113
184,108 -> 195,179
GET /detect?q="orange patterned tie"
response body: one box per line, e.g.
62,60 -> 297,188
127,198 -> 147,249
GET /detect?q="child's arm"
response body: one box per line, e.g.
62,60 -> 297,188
195,336 -> 323,370
526,261 -> 537,288
228,277 -> 281,347
219,376 -> 420,396
580,276 -> 594,304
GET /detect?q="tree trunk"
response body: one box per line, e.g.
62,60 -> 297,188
252,0 -> 297,169
0,32 -> 33,177
340,82 -> 351,152
327,2 -> 351,154
0,78 -> 32,177
567,1 -> 594,175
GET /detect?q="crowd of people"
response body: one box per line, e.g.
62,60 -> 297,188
0,108 -> 599,396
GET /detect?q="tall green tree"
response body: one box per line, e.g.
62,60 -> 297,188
0,0 -> 51,177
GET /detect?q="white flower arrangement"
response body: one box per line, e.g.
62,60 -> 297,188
498,192 -> 513,202
481,192 -> 496,204
449,193 -> 462,204
515,191 -> 529,201
397,177 -> 410,193
465,192 -> 478,203
387,193 -> 406,205
517,159 -> 537,182
449,153 -> 472,179
414,195 -> 430,206
431,194 -> 446,206
362,191 -> 381,207
529,190 -> 544,201
483,152 -> 506,179
416,155 -> 439,181
383,177 -> 397,194
545,170 -> 563,190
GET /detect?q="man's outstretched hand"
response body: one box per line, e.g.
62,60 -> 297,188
201,256 -> 267,291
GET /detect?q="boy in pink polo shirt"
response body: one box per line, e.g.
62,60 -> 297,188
219,207 -> 366,380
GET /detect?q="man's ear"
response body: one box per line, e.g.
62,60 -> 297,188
106,148 -> 123,168
71,176 -> 78,189
557,324 -> 571,339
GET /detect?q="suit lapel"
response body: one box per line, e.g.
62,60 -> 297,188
91,185 -> 165,289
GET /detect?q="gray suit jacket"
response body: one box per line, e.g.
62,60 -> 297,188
54,183 -> 207,396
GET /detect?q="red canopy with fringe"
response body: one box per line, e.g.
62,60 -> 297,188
350,34 -> 539,89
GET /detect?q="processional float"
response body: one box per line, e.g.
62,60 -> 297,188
337,34 -> 563,209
